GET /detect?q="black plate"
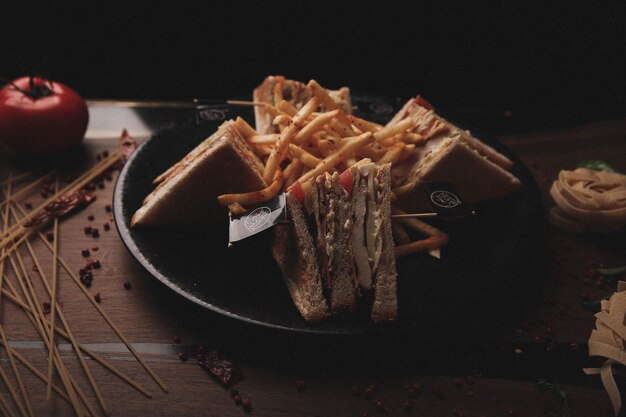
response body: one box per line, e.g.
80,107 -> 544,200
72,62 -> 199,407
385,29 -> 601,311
113,94 -> 544,335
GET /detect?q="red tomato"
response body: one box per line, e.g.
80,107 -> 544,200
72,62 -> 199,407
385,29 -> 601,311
415,95 -> 433,111
290,180 -> 306,204
338,169 -> 353,196
0,76 -> 89,155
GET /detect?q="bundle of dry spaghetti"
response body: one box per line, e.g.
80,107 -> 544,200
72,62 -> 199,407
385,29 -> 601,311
549,168 -> 626,233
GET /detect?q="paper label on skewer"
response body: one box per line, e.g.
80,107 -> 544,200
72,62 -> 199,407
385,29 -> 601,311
228,193 -> 287,243
195,102 -> 230,124
420,182 -> 471,220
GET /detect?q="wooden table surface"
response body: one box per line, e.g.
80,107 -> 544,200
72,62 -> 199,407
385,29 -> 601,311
1,108 -> 626,417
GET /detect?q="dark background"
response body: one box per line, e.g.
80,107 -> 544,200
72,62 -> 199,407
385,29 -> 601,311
2,1 -> 625,133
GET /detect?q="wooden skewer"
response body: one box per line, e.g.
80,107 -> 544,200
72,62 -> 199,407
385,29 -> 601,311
11,203 -> 169,394
391,213 -> 438,219
226,100 -> 267,107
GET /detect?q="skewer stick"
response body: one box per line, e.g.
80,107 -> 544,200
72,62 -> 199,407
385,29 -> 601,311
226,100 -> 267,107
391,213 -> 438,219
11,203 -> 169,394
46,178 -> 60,401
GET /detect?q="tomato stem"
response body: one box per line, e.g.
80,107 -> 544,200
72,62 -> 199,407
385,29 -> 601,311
1,75 -> 53,99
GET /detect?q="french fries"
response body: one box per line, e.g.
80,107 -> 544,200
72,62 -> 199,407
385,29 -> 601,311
224,79 -> 451,259
395,234 -> 449,257
296,132 -> 374,185
217,169 -> 283,206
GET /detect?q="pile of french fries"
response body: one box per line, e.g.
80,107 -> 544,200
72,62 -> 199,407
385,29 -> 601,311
219,80 -> 449,256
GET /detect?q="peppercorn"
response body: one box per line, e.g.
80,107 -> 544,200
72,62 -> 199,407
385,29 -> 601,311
123,281 -> 132,290
94,293 -> 101,303
81,249 -> 90,257
242,399 -> 252,412
178,351 -> 188,361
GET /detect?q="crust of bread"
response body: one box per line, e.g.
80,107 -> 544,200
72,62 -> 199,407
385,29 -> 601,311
389,98 -> 514,170
252,76 -> 276,135
417,139 -> 521,202
371,164 -> 398,322
271,193 -> 331,322
131,121 -> 266,227
252,76 -> 353,134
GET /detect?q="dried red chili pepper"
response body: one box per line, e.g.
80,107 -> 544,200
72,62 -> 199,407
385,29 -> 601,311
25,190 -> 96,227
197,350 -> 243,387
119,129 -> 138,163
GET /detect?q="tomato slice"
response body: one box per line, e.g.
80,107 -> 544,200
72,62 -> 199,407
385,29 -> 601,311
415,95 -> 433,111
290,180 -> 306,204
338,169 -> 353,196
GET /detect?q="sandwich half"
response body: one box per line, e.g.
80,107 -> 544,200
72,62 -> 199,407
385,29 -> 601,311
389,97 -> 521,208
131,120 -> 266,227
272,192 -> 331,322
272,160 -> 398,323
253,76 -> 352,134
